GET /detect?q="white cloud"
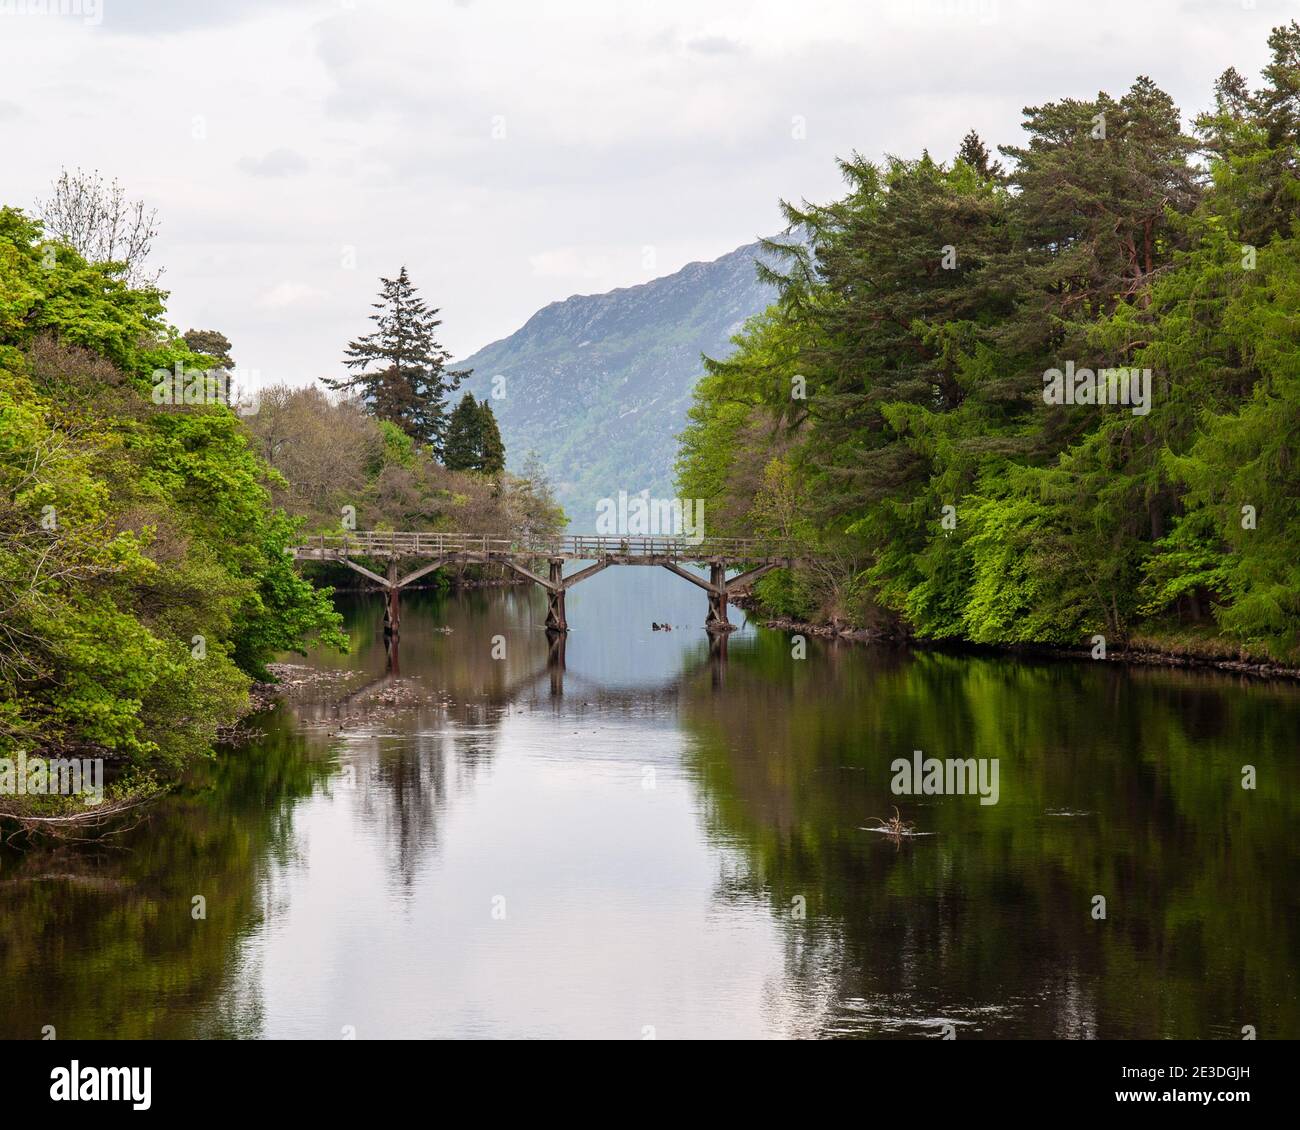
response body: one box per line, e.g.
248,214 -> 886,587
238,148 -> 310,178
260,281 -> 328,310
0,0 -> 1284,389
528,247 -> 618,281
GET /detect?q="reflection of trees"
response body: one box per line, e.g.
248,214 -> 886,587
678,636 -> 1300,1038
0,713 -> 334,1038
295,591 -> 737,891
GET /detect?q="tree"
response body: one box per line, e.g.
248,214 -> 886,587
444,392 -> 507,474
676,52 -> 1300,658
504,452 -> 566,540
443,393 -> 484,471
956,129 -> 1003,180
0,208 -> 345,773
35,168 -> 161,287
321,267 -> 468,455
183,329 -> 237,407
182,329 -> 233,368
476,398 -> 506,475
1194,24 -> 1300,245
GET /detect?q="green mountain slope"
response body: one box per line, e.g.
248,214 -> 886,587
456,239 -> 780,524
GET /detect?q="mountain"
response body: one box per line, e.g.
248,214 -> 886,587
455,238 -> 783,526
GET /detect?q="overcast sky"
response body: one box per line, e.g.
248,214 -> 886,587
0,0 -> 1289,386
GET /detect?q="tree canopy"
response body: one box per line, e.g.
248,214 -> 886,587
678,24 -> 1300,664
322,267 -> 469,456
0,206 -> 344,783
444,392 -> 506,475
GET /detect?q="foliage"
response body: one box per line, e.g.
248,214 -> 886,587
0,209 -> 344,774
677,25 -> 1300,662
241,384 -> 561,540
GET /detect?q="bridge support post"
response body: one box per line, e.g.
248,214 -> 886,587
706,561 -> 733,632
545,558 -> 567,633
384,559 -> 400,640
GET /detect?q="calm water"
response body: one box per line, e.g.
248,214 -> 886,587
2,567 -> 1297,1039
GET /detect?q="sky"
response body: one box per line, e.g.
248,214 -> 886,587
0,0 -> 1291,388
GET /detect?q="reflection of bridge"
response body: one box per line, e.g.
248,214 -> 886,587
289,532 -> 795,634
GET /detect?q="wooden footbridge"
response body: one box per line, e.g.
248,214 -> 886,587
289,532 -> 796,634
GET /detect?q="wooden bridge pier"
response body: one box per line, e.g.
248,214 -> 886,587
706,562 -> 730,631
545,559 -> 567,632
288,532 -> 797,635
384,559 -> 401,640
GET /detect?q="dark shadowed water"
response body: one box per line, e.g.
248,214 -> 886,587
2,567 -> 1297,1039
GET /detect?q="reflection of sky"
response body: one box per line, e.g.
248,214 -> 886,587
198,568 -> 838,1039
236,716 -> 836,1038
552,561 -> 753,688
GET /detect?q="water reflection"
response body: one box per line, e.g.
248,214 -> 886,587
1,567 -> 1297,1039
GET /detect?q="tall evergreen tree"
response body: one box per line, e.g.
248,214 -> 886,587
443,392 -> 484,471
956,129 -> 1003,180
443,392 -> 507,473
476,399 -> 506,475
1195,24 -> 1300,244
322,267 -> 468,454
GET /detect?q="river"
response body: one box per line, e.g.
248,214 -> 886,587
2,567 -> 1297,1039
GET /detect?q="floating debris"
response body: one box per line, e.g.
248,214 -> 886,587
860,806 -> 935,838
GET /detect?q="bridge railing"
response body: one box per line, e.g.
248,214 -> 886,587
292,531 -> 798,560
294,532 -> 517,557
530,534 -> 798,559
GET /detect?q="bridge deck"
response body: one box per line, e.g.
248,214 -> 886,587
290,531 -> 796,564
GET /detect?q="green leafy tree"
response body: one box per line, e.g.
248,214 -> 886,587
183,328 -> 236,406
0,207 -> 345,778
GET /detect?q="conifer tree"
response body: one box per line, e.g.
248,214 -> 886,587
956,129 -> 1003,180
443,392 -> 484,471
443,392 -> 507,474
322,267 -> 468,454
476,399 -> 506,475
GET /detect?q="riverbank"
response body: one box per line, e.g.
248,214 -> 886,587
733,594 -> 1300,681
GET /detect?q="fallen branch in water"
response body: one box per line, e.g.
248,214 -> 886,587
866,805 -> 914,837
1,793 -> 161,846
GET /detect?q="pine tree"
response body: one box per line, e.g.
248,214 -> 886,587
956,129 -> 1003,180
1195,24 -> 1300,244
443,392 -> 483,471
476,399 -> 506,475
322,267 -> 469,454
